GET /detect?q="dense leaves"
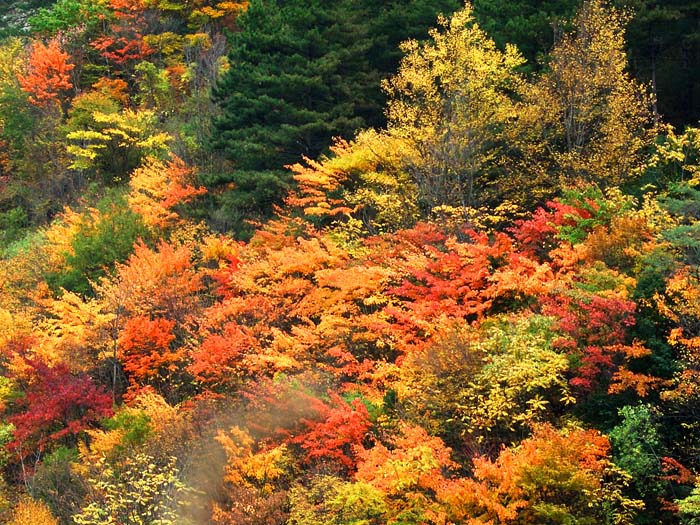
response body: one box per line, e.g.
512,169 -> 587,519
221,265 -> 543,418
0,1 -> 699,524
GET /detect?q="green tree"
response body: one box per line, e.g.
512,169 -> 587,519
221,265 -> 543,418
679,483 -> 700,525
609,405 -> 670,523
64,95 -> 171,182
472,0 -> 700,126
364,0 -> 461,96
618,0 -> 700,127
28,0 -> 108,35
212,0 -> 464,171
209,0 -> 372,215
46,191 -> 150,297
0,0 -> 54,38
473,0 -> 578,69
208,0 -> 462,236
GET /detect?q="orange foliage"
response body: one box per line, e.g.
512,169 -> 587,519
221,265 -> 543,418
188,322 -> 257,390
95,240 -> 204,400
100,240 -> 203,323
441,424 -> 617,524
192,219 -> 405,391
659,268 -> 700,353
656,267 -> 700,404
119,315 -> 180,381
92,77 -> 130,105
128,156 -> 206,229
189,0 -> 249,31
287,142 -> 354,218
10,498 -> 58,525
211,424 -> 288,525
110,0 -> 147,14
584,214 -> 653,270
91,0 -> 153,65
355,424 -> 458,495
38,291 -> 115,372
18,38 -> 74,107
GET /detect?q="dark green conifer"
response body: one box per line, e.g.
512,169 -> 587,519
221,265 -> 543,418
208,0 -> 459,236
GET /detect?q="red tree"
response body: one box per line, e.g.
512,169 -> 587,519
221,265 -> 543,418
18,38 -> 74,107
8,360 -> 113,460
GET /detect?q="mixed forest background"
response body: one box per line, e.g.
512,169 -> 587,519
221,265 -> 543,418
0,0 -> 700,523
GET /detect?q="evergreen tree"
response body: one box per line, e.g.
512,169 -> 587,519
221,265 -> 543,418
365,0 -> 461,97
212,0 -> 370,172
472,0 -> 578,69
0,0 -> 53,38
618,0 -> 700,127
208,0 -> 460,236
208,0 -> 371,236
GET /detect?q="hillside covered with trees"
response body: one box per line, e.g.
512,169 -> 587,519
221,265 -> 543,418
1,0 -> 700,523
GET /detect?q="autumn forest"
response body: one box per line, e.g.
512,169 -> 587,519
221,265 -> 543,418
1,0 -> 700,523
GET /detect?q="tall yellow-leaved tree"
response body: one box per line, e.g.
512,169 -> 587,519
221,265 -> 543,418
383,3 -> 524,212
518,0 -> 655,189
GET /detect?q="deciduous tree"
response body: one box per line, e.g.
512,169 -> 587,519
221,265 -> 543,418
17,38 -> 74,108
383,3 -> 524,211
518,0 -> 655,189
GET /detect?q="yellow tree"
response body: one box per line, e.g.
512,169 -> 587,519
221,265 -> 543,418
65,103 -> 171,180
519,0 -> 655,189
440,424 -> 641,524
128,155 -> 206,231
9,498 -> 57,525
383,3 -> 524,212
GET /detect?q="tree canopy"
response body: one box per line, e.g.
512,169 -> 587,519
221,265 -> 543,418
0,1 -> 699,524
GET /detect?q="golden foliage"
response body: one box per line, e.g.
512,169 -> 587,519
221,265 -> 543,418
97,240 -> 202,322
38,291 -> 115,371
521,0 -> 655,188
215,426 -> 289,494
383,4 -> 524,210
10,498 -> 58,525
128,155 -> 206,230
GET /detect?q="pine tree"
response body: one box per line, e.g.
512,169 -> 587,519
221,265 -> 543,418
208,0 -> 460,236
211,0 -> 370,169
472,0 -> 578,69
619,0 -> 700,127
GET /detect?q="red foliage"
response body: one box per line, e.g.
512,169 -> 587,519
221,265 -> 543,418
291,392 -> 371,473
512,200 -> 590,261
211,253 -> 243,299
188,322 -> 257,390
91,0 -> 153,65
239,378 -> 371,473
91,35 -> 154,65
391,231 -> 499,309
383,227 -> 513,353
542,291 -> 650,394
18,38 -> 74,107
7,360 -> 112,457
661,456 -> 695,485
